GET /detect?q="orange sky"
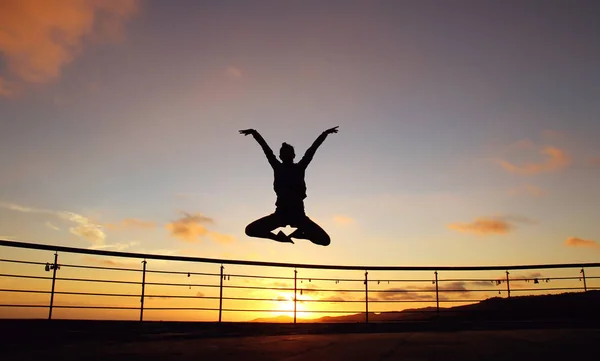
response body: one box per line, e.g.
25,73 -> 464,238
1,1 -> 600,321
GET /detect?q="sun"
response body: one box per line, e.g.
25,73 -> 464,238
274,293 -> 312,319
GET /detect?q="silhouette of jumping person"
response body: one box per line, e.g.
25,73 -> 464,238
239,126 -> 339,246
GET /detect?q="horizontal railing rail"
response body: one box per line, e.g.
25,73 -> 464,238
2,239 -> 599,271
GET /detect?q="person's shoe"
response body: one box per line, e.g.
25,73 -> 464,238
289,228 -> 307,240
275,231 -> 294,244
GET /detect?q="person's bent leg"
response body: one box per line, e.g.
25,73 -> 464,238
292,217 -> 331,246
245,214 -> 292,243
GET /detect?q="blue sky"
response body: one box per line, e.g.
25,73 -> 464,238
1,0 -> 600,269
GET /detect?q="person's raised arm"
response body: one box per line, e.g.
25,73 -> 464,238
239,129 -> 279,167
299,126 -> 338,168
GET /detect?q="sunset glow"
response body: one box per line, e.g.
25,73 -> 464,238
1,1 -> 600,321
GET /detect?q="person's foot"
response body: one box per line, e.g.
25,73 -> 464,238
289,228 -> 307,240
275,230 -> 294,244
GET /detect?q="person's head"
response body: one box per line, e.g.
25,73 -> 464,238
279,142 -> 295,163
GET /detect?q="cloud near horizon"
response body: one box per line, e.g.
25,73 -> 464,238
0,0 -> 138,96
447,215 -> 532,236
368,281 -> 491,302
565,237 -> 600,249
166,212 -> 235,244
0,202 -> 105,244
496,146 -> 570,175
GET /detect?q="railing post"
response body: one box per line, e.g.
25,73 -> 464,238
48,252 -> 59,320
140,259 -> 147,322
364,271 -> 369,324
294,269 -> 297,324
581,268 -> 587,292
434,271 -> 439,315
219,264 -> 224,322
505,271 -> 511,298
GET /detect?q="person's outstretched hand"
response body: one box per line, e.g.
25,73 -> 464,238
324,126 -> 339,135
239,129 -> 256,136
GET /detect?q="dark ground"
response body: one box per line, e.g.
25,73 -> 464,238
1,320 -> 599,360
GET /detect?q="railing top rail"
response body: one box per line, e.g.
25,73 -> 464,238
1,239 -> 599,271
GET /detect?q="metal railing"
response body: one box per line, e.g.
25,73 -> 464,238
0,239 -> 598,323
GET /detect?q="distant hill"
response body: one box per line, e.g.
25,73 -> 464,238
251,307 -> 443,323
251,315 -> 296,323
251,291 -> 600,323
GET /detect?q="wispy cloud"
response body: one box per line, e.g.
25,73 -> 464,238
2,203 -> 35,213
82,256 -> 134,268
373,287 -> 436,302
447,215 -> 532,236
88,241 -> 140,252
45,222 -> 60,231
372,275 -> 551,301
333,215 -> 355,225
166,213 -> 212,242
166,212 -> 234,244
0,0 -> 138,96
496,146 -> 571,175
507,184 -> 546,197
59,211 -> 106,245
372,281 -> 478,302
0,202 -> 105,244
105,218 -> 156,230
565,237 -> 600,249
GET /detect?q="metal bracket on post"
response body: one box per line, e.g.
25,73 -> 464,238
581,268 -> 587,292
47,252 -> 59,320
140,260 -> 147,322
434,271 -> 439,315
219,264 -> 224,322
294,269 -> 297,324
364,271 -> 369,324
505,271 -> 511,298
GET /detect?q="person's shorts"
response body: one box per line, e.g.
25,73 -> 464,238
274,201 -> 306,227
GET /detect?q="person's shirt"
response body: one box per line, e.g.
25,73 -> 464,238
272,161 -> 307,202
